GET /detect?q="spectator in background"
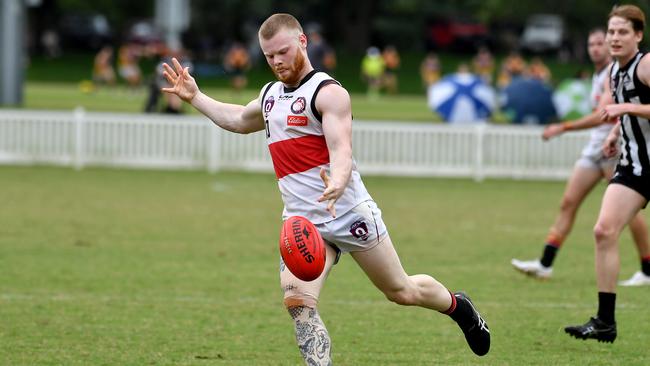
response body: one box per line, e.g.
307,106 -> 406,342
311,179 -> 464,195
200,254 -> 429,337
361,46 -> 385,100
528,57 -> 552,84
224,42 -> 252,97
381,45 -> 400,94
93,46 -> 116,86
420,52 -> 441,88
306,24 -> 336,74
118,43 -> 142,88
41,29 -> 61,59
497,52 -> 526,88
472,46 -> 494,84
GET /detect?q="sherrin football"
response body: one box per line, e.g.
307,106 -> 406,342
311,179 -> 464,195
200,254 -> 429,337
280,216 -> 326,281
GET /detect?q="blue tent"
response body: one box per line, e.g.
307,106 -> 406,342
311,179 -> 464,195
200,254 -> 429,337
501,77 -> 557,124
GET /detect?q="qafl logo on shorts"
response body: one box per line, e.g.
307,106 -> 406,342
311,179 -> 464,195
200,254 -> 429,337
350,220 -> 370,241
264,96 -> 275,115
291,97 -> 306,114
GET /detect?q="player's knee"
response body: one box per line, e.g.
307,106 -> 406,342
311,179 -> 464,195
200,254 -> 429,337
560,195 -> 579,212
384,287 -> 418,306
593,221 -> 617,246
284,295 -> 318,310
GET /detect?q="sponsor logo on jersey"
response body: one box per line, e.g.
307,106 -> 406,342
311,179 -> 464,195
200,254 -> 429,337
264,96 -> 275,115
287,115 -> 308,126
350,220 -> 370,241
291,96 -> 307,114
279,94 -> 294,100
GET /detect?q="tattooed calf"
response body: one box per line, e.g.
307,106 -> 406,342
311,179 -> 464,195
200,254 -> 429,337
289,306 -> 331,366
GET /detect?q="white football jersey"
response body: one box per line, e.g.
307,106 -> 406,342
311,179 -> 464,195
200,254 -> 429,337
259,71 -> 371,224
582,65 -> 615,158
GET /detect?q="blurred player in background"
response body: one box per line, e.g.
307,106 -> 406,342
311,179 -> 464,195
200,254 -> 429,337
565,4 -> 650,343
93,46 -> 116,86
162,13 -> 490,364
306,23 -> 336,74
511,28 -> 650,287
223,42 -> 251,97
381,45 -> 400,94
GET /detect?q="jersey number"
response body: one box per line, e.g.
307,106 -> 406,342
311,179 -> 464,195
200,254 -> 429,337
265,119 -> 270,138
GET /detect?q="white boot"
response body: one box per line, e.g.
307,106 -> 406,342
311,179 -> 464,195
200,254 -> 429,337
619,271 -> 650,286
511,258 -> 553,279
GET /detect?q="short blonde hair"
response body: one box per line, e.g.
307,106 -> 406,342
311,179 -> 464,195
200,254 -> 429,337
609,4 -> 645,32
258,13 -> 303,40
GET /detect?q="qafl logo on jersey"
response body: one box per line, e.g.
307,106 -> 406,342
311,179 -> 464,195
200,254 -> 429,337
349,220 -> 370,241
264,96 -> 275,115
291,97 -> 307,114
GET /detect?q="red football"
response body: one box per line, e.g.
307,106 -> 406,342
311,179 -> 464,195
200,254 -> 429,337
279,216 -> 326,281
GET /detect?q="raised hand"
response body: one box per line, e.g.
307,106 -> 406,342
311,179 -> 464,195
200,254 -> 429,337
161,57 -> 199,103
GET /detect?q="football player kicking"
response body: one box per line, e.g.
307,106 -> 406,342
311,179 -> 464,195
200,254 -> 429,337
162,13 -> 490,364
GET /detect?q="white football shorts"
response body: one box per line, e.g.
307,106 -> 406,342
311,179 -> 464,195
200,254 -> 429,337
315,200 -> 388,259
576,140 -> 617,170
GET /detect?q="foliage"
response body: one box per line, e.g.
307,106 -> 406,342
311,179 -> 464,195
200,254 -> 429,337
57,0 -> 154,32
42,0 -> 650,52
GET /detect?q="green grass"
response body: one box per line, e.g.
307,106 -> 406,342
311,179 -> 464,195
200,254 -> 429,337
22,82 -> 436,122
1,165 -> 649,365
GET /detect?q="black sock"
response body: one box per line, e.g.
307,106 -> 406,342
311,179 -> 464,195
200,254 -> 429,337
642,257 -> 650,276
597,292 -> 616,325
539,244 -> 558,267
448,295 -> 472,325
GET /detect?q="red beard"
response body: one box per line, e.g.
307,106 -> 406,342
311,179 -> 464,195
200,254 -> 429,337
274,50 -> 306,85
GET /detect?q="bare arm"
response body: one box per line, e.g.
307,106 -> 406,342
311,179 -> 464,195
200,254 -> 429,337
191,92 -> 264,134
543,110 -> 607,140
544,65 -> 615,140
316,83 -> 353,218
161,58 -> 264,134
602,55 -> 650,121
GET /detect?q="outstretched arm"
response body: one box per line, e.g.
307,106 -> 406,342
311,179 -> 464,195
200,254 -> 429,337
162,58 -> 264,134
316,84 -> 353,218
544,65 -> 615,140
543,111 -> 607,140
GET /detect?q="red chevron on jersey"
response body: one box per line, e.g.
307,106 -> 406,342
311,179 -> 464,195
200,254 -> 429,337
268,135 -> 330,179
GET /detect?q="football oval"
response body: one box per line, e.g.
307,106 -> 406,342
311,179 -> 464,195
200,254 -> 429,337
279,216 -> 326,281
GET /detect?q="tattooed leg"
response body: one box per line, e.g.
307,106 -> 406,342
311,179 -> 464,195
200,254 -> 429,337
288,306 -> 332,366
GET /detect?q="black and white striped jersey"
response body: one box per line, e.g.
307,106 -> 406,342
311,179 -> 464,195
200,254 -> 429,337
610,51 -> 650,176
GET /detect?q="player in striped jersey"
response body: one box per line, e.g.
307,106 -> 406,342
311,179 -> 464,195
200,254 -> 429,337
511,28 -> 650,286
161,13 -> 489,364
566,5 -> 650,343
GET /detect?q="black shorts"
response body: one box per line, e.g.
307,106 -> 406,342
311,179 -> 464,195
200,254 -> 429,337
609,165 -> 650,208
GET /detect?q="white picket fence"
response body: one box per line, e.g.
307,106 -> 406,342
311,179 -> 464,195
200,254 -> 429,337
0,109 -> 591,180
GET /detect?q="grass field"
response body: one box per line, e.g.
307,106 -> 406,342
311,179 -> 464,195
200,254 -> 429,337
22,82 -> 436,122
1,165 -> 649,365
